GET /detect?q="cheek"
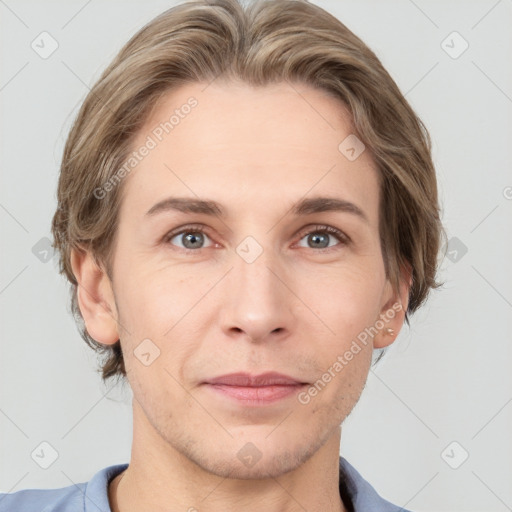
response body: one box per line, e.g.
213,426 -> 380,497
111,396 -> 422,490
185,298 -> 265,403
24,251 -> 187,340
291,265 -> 384,402
298,342 -> 372,424
298,263 -> 385,336
115,260 -> 188,332
114,266 -> 203,379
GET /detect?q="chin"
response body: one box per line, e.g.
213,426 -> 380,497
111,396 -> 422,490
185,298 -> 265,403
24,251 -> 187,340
186,437 -> 320,480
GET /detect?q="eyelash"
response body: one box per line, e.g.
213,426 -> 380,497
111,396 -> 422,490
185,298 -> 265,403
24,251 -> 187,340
162,223 -> 350,254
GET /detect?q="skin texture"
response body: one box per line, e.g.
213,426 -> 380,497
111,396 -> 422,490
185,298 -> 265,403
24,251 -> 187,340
71,80 -> 410,512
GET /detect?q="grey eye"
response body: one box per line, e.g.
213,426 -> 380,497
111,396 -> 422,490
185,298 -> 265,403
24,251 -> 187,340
168,230 -> 212,250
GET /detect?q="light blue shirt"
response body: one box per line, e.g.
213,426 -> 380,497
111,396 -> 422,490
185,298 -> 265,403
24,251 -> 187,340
0,457 -> 412,511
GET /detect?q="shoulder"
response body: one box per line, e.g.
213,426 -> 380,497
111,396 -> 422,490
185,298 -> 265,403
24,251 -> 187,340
339,457 -> 414,512
0,463 -> 128,512
0,484 -> 85,512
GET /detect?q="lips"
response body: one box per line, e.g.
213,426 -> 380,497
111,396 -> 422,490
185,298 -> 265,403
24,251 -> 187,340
204,372 -> 307,386
202,372 -> 308,405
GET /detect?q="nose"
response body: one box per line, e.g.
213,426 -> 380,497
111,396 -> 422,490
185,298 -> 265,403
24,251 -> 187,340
219,244 -> 297,344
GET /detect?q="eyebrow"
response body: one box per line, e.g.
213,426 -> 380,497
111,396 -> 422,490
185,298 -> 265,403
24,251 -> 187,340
145,196 -> 369,224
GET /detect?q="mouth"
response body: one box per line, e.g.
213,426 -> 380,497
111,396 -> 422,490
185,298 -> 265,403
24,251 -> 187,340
202,372 -> 309,406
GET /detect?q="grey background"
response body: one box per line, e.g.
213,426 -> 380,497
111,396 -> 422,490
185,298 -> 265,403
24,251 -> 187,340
1,1 -> 511,511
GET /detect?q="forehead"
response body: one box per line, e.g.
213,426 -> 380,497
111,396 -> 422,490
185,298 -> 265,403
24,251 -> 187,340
120,80 -> 380,226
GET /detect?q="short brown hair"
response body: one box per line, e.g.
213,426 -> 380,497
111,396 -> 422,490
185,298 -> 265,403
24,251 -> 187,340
51,0 -> 447,383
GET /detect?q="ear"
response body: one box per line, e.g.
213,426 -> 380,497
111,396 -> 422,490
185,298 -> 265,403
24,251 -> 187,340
70,246 -> 119,345
373,263 -> 412,349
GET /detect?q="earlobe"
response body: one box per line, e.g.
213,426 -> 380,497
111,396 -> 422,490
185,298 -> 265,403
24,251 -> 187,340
70,246 -> 119,345
373,263 -> 412,349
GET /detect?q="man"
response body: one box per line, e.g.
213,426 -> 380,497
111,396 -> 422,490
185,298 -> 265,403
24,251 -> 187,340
0,0 -> 444,510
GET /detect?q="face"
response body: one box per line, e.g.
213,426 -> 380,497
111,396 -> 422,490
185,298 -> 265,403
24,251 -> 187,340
75,80 -> 407,479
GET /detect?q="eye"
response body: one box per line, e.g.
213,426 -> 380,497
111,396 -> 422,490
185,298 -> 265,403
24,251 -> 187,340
163,224 -> 214,251
296,225 -> 349,251
163,223 -> 350,253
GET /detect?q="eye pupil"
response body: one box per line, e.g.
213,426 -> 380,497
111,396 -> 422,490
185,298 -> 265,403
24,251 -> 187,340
183,232 -> 204,249
309,233 -> 329,248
